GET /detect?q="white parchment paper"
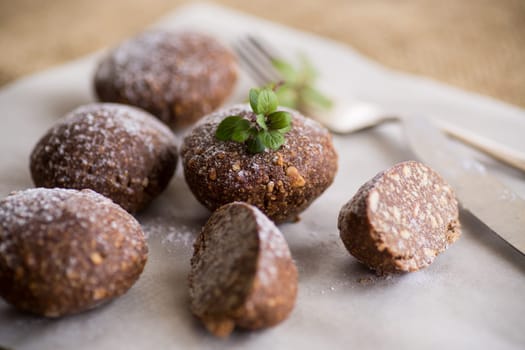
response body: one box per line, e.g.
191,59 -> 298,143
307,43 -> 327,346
0,3 -> 524,350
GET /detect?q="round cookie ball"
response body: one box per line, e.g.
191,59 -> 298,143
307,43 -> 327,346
0,188 -> 148,317
94,30 -> 238,128
181,104 -> 338,223
190,202 -> 298,337
30,103 -> 178,213
338,161 -> 461,274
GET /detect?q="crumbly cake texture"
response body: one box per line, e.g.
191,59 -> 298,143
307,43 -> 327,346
189,202 -> 298,337
181,104 -> 338,223
0,188 -> 148,317
94,30 -> 238,129
338,161 -> 461,274
30,103 -> 178,213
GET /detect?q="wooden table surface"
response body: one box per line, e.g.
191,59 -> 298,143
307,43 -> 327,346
1,0 -> 524,108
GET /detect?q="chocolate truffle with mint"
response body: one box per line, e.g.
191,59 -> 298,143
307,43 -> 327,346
181,88 -> 338,223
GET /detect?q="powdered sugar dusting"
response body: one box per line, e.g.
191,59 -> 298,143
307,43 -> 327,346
0,187 -> 145,271
162,230 -> 194,249
30,103 -> 178,212
183,103 -> 331,167
63,103 -> 174,148
252,204 -> 293,287
31,103 -> 175,176
94,30 -> 237,127
96,31 -> 219,86
181,104 -> 338,223
0,187 -> 148,316
140,217 -> 198,250
253,205 -> 290,261
0,188 -> 113,232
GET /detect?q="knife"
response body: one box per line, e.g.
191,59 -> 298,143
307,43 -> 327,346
402,116 -> 525,255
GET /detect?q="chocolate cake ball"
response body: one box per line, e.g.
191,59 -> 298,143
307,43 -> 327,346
94,30 -> 238,128
30,103 -> 178,213
0,188 -> 148,317
190,202 -> 298,337
338,161 -> 461,274
181,104 -> 338,223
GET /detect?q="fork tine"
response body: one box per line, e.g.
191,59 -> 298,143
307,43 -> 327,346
242,36 -> 282,81
233,42 -> 271,86
235,39 -> 280,83
233,36 -> 283,86
246,35 -> 278,62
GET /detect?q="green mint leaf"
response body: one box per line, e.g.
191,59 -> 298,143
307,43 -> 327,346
231,129 -> 250,143
231,119 -> 251,142
256,114 -> 267,130
267,111 -> 292,132
268,54 -> 332,112
298,54 -> 317,84
302,86 -> 333,110
249,88 -> 260,113
256,88 -> 278,115
216,116 -> 245,141
274,85 -> 298,108
261,130 -> 285,150
272,58 -> 297,83
247,134 -> 265,154
217,86 -> 295,153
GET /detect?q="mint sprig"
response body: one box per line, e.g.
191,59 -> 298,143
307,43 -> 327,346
270,55 -> 332,112
216,88 -> 292,154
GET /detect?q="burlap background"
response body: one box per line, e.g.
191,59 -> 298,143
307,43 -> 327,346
1,0 -> 524,107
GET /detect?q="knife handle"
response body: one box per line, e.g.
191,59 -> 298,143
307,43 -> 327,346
437,121 -> 525,173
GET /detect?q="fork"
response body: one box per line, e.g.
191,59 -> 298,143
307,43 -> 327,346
233,35 -> 525,173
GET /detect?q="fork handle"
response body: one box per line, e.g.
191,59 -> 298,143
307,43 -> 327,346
437,120 -> 525,173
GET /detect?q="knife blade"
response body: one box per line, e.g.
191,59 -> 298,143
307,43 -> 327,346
402,116 -> 525,255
